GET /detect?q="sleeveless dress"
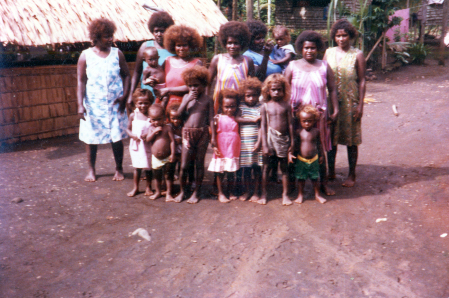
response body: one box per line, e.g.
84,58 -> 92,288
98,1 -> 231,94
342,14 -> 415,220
239,103 -> 262,167
165,56 -> 199,108
208,115 -> 241,173
326,47 -> 362,146
141,40 -> 175,96
290,60 -> 331,152
79,47 -> 128,144
129,109 -> 152,169
213,54 -> 249,111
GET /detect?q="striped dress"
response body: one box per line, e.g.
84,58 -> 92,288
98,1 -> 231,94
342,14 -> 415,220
239,103 -> 263,167
290,60 -> 331,152
213,54 -> 249,111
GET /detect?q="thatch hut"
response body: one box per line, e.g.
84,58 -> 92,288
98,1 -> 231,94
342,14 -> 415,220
0,0 -> 227,143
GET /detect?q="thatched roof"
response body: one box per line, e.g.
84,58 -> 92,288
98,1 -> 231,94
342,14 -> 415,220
0,0 -> 228,46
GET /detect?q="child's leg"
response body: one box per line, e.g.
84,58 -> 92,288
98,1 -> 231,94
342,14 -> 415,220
251,165 -> 262,201
343,145 -> 358,187
240,168 -> 251,201
279,158 -> 292,206
227,172 -> 238,200
259,156 -> 271,205
111,141 -> 124,181
174,147 -> 193,203
85,144 -> 97,182
127,168 -> 142,197
186,136 -> 209,204
216,173 -> 229,203
294,179 -> 305,204
144,170 -> 153,196
312,179 -> 327,204
165,162 -> 176,202
150,169 -> 163,200
235,169 -> 244,198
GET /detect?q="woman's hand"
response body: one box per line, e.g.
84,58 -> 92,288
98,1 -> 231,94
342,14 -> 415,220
262,41 -> 274,57
78,106 -> 86,121
354,105 -> 363,122
319,156 -> 325,164
252,140 -> 261,152
144,77 -> 158,87
213,146 -> 221,157
288,152 -> 296,164
158,88 -> 170,98
114,95 -> 127,113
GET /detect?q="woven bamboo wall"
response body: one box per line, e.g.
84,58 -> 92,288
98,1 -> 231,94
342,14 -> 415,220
0,62 -> 135,143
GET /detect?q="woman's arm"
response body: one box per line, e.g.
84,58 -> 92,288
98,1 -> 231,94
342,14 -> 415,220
167,125 -> 176,162
254,42 -> 273,81
270,52 -> 294,65
76,52 -> 87,120
127,42 -> 147,111
246,56 -> 256,77
117,50 -> 131,113
355,51 -> 366,121
326,63 -> 339,121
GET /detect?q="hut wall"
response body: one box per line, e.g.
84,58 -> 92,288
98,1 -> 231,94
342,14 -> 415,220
0,63 -> 135,143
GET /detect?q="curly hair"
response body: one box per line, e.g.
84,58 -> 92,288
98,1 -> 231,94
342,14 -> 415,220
240,77 -> 262,97
166,102 -> 181,118
88,18 -> 116,45
217,88 -> 240,115
132,88 -> 154,104
272,26 -> 291,43
298,104 -> 319,120
218,21 -> 251,49
163,25 -> 203,54
246,20 -> 268,44
330,19 -> 358,41
147,11 -> 175,33
262,73 -> 290,102
295,30 -> 325,52
181,65 -> 210,86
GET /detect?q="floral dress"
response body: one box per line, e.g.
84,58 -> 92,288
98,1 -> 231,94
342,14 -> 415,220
326,46 -> 362,146
79,47 -> 128,144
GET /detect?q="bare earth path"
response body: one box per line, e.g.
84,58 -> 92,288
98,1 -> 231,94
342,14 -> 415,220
1,60 -> 448,297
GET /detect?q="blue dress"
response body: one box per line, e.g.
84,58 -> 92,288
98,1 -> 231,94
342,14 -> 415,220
141,40 -> 175,95
243,49 -> 282,77
79,47 -> 128,144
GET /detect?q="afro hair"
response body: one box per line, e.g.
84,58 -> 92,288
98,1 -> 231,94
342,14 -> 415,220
163,25 -> 203,54
262,73 -> 290,102
88,18 -> 116,45
147,11 -> 175,33
181,65 -> 210,86
295,30 -> 325,52
218,21 -> 251,49
330,19 -> 358,41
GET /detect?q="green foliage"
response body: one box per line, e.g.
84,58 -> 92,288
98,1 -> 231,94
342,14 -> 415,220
408,43 -> 429,65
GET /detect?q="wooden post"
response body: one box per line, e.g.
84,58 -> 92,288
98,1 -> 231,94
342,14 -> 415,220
419,1 -> 427,44
232,0 -> 237,20
439,0 -> 448,65
247,0 -> 253,20
257,0 -> 260,19
381,33 -> 387,70
215,0 -> 221,55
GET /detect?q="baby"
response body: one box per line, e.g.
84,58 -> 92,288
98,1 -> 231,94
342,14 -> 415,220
288,105 -> 326,204
142,47 -> 166,101
146,104 -> 175,201
270,26 -> 296,71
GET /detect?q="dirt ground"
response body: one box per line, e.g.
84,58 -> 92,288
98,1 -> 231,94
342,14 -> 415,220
1,59 -> 448,298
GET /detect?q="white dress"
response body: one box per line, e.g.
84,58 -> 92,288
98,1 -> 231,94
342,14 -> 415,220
129,110 -> 152,169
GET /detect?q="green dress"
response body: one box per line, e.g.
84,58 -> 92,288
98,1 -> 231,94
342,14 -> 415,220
326,46 -> 362,146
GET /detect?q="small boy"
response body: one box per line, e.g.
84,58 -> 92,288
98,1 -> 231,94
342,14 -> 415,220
146,104 -> 176,201
261,73 -> 294,206
172,65 -> 215,204
288,105 -> 326,204
270,26 -> 296,71
142,47 -> 166,102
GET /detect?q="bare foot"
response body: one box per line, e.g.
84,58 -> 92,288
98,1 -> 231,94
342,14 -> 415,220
315,194 -> 327,204
165,194 -> 176,202
149,191 -> 161,200
127,188 -> 138,197
342,176 -> 355,187
84,169 -> 96,182
282,195 -> 293,206
249,194 -> 260,202
239,193 -> 249,201
173,192 -> 184,203
218,194 -> 230,203
328,172 -> 336,181
229,195 -> 238,201
112,170 -> 124,181
257,193 -> 267,205
187,193 -> 200,204
294,194 -> 303,204
144,187 -> 153,196
321,184 -> 336,196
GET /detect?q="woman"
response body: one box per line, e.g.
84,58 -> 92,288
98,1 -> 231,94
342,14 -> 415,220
285,30 -> 338,196
324,19 -> 366,187
127,11 -> 175,111
77,18 -> 130,182
159,25 -> 203,108
243,20 -> 282,82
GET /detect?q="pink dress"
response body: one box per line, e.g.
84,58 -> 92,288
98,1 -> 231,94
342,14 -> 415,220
208,114 -> 241,173
290,60 -> 331,151
164,56 -> 199,107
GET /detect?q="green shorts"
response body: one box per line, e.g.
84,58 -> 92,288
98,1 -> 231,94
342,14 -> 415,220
294,155 -> 319,180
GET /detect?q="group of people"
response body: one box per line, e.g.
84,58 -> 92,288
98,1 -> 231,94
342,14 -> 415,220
76,11 -> 366,205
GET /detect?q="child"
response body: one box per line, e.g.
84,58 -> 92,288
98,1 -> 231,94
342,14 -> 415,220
261,73 -> 294,206
173,65 -> 216,204
208,89 -> 241,203
126,89 -> 154,197
236,78 -> 263,202
288,105 -> 327,204
146,104 -> 176,201
270,26 -> 296,71
142,47 -> 167,103
166,103 -> 183,177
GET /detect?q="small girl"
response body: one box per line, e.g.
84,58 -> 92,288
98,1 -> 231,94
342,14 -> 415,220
236,78 -> 263,202
126,88 -> 154,197
270,26 -> 296,71
208,89 -> 241,203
